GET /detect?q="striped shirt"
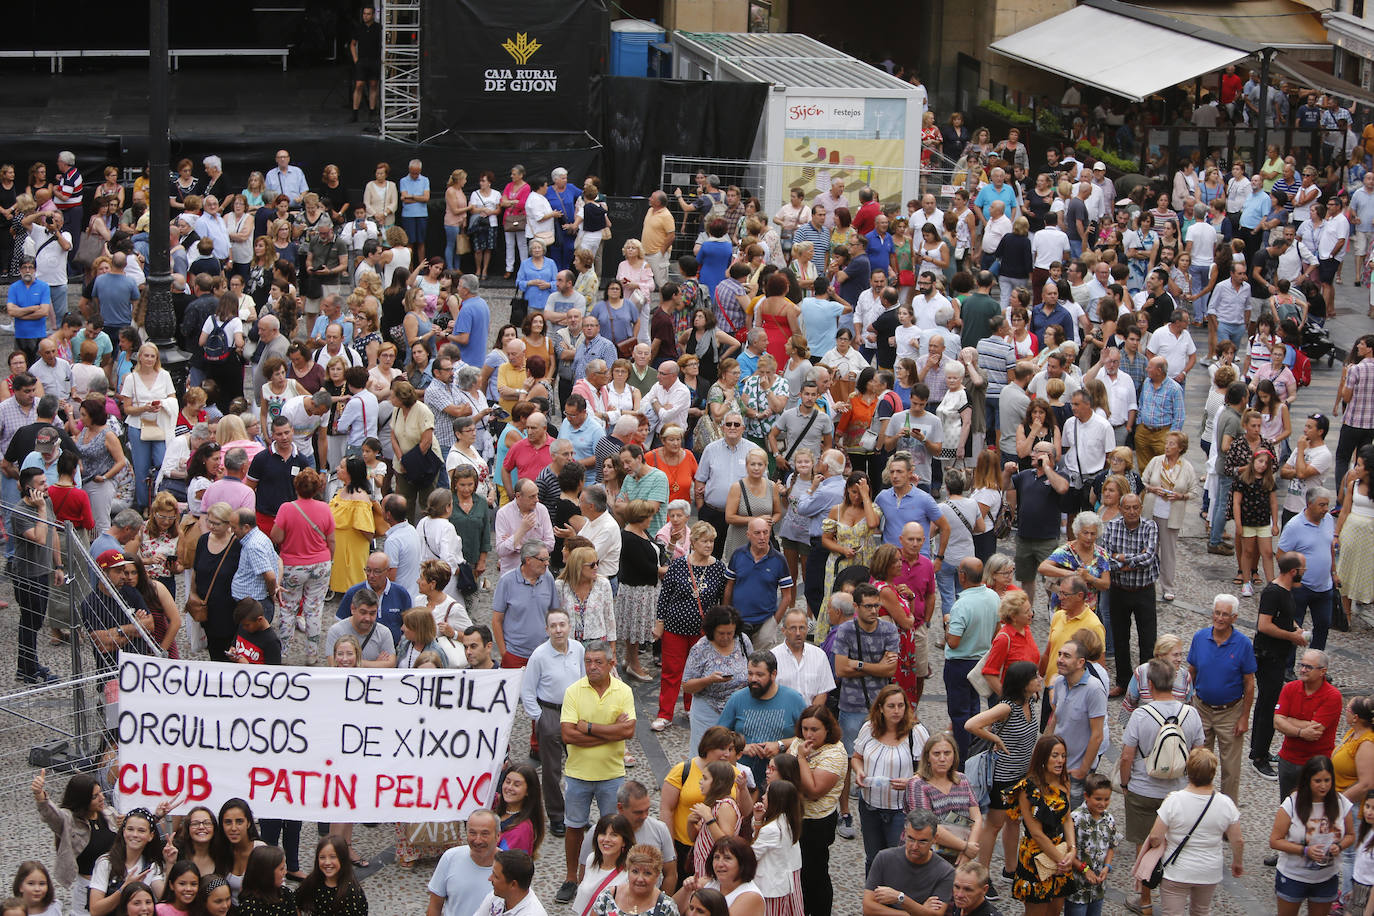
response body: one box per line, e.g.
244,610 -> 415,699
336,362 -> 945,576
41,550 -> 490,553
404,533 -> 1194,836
1101,516 -> 1160,589
990,699 -> 1041,781
55,167 -> 83,210
976,335 -> 1014,398
1138,378 -> 1185,430
1346,360 -> 1374,429
792,223 -> 831,271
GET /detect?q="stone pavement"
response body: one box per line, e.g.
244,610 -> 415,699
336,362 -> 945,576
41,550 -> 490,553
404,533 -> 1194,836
0,283 -> 1370,915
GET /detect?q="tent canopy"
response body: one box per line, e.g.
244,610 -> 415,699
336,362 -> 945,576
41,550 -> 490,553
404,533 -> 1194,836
1271,52 -> 1374,109
989,0 -> 1252,102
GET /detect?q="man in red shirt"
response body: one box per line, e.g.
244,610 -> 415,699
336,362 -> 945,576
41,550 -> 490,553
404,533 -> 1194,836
891,520 -> 937,704
502,410 -> 553,495
1274,647 -> 1343,800
1220,65 -> 1243,110
851,186 -> 882,237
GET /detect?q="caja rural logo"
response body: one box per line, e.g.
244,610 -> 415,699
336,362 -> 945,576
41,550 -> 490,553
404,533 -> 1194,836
486,33 -> 557,92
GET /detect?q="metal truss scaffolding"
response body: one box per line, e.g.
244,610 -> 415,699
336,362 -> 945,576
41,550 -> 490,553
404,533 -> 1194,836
381,0 -> 421,140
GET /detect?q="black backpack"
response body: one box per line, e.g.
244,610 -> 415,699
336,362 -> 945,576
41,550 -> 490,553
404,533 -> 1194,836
203,317 -> 232,362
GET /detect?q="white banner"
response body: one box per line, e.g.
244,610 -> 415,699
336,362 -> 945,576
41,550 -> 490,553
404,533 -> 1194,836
114,654 -> 524,822
785,97 -> 866,132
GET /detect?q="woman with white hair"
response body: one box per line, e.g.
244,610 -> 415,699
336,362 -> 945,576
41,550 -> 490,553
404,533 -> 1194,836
934,360 -> 971,470
656,499 -> 693,559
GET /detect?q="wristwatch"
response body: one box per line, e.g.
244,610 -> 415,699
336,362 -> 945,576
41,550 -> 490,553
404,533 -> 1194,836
856,660 -> 865,672
895,893 -> 905,907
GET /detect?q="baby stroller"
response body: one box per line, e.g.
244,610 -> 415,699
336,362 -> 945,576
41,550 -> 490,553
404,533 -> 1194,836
1301,319 -> 1336,368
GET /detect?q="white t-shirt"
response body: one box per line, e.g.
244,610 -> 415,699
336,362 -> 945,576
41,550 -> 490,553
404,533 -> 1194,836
280,395 -> 326,459
1147,327 -> 1197,377
1282,443 -> 1333,513
1185,221 -> 1218,267
1157,790 -> 1240,885
1031,227 -> 1071,269
1277,792 -> 1354,883
524,193 -> 555,240
895,324 -> 922,362
201,315 -> 244,344
90,855 -> 164,903
938,496 -> 980,564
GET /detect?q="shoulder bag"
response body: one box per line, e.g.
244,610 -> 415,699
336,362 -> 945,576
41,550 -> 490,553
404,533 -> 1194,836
185,536 -> 237,623
1138,792 -> 1215,889
967,630 -> 1012,699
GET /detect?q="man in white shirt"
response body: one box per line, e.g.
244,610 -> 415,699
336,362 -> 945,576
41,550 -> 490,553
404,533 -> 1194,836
853,273 -> 887,362
1280,414 -> 1333,522
519,609 -> 585,836
910,277 -> 952,331
1184,202 -> 1218,297
642,361 -> 691,437
909,194 -> 944,235
815,179 -> 849,230
771,608 -> 836,705
1275,224 -> 1318,285
1072,174 -> 1107,224
1031,213 -> 1071,294
1061,389 -> 1115,513
1091,162 -> 1116,215
340,207 -> 380,269
1319,195 -> 1351,303
979,200 -> 1013,269
279,389 -> 332,464
1083,347 -> 1138,446
1029,351 -> 1082,400
1147,310 -> 1198,383
30,338 -> 72,403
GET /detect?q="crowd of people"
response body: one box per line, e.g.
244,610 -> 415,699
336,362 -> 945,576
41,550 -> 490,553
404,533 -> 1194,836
2,135 -> 1374,916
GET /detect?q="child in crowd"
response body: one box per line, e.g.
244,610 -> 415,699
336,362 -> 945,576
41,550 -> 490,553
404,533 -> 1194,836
361,437 -> 389,496
1065,774 -> 1121,916
11,862 -> 60,916
155,862 -> 199,916
1232,447 -> 1279,596
1349,791 -> 1374,916
231,599 -> 281,665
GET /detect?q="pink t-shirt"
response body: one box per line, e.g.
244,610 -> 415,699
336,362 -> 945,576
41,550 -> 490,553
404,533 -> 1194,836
275,498 -> 335,565
199,477 -> 255,514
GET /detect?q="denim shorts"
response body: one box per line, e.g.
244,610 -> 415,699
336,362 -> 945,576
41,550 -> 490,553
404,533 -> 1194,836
1274,871 -> 1340,904
839,710 -> 868,753
564,775 -> 623,829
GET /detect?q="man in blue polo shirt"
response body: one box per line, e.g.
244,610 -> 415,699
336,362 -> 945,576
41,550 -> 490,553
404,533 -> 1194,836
874,454 -> 948,555
557,394 -> 604,485
6,257 -> 51,362
336,551 -> 412,645
864,214 -> 894,274
1185,593 -> 1256,803
974,167 -> 1020,220
724,518 -> 794,651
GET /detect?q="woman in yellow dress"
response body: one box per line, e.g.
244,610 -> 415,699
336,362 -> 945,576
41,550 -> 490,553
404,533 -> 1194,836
330,455 -> 378,593
817,471 -> 882,637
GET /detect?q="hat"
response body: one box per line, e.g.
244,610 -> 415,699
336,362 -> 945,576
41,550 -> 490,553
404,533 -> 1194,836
1093,161 -> 1107,171
95,549 -> 132,570
35,427 -> 58,456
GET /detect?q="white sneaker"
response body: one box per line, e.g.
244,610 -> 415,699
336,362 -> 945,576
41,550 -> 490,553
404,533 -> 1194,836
1241,582 -> 1254,597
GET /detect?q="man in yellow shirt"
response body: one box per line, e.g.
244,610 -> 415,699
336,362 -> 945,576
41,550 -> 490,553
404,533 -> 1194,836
641,191 -> 677,288
557,640 -> 636,904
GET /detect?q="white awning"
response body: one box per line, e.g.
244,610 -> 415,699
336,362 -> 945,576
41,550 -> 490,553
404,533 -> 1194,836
989,3 -> 1251,102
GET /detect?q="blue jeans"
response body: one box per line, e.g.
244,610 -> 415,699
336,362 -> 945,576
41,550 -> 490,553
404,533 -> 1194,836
49,282 -> 68,327
127,424 -> 166,510
1217,321 -> 1246,351
444,225 -> 462,265
943,657 -> 980,761
1069,240 -> 1083,258
1,476 -> 18,558
1065,900 -> 1104,916
1189,264 -> 1213,320
1292,584 -> 1333,650
1210,475 -> 1234,546
688,699 -> 721,757
935,562 -> 962,619
857,798 -> 906,874
999,276 -> 1028,313
1097,589 -> 1114,655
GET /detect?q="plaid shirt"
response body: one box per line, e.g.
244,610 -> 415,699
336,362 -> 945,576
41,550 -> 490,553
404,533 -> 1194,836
1346,360 -> 1374,429
1120,349 -> 1149,395
1138,377 -> 1185,430
1101,516 -> 1159,589
423,378 -> 462,454
0,397 -> 37,456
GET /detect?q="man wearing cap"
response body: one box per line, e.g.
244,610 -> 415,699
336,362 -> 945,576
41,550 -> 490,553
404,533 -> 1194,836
6,257 -> 52,363
22,427 -> 80,487
81,548 -> 152,676
10,466 -> 64,683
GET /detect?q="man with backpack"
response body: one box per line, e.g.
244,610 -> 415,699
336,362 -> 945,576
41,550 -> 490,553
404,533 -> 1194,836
1117,657 -> 1206,916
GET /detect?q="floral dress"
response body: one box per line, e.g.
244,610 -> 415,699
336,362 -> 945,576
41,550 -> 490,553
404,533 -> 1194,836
818,510 -> 882,636
1009,778 -> 1071,904
590,890 -> 678,916
1042,543 -> 1110,614
872,576 -> 924,697
554,577 -> 617,643
741,373 -> 789,440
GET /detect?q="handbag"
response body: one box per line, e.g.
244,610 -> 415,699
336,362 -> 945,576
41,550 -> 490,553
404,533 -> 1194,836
75,230 -> 105,267
1034,842 -> 1071,880
509,295 -> 528,329
1139,792 -> 1215,889
185,535 -> 236,623
533,230 -> 555,246
967,631 -> 1012,698
504,211 -> 527,233
455,232 -> 472,255
993,487 -> 1016,539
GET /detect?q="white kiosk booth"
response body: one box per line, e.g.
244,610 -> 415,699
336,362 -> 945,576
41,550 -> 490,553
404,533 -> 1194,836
670,31 -> 924,211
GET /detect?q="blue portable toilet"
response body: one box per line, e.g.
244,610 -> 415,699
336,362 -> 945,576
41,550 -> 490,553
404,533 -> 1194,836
610,19 -> 667,77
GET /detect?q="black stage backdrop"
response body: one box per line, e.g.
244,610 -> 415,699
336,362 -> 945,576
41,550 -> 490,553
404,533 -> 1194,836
420,0 -> 609,137
590,75 -> 768,194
